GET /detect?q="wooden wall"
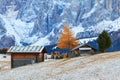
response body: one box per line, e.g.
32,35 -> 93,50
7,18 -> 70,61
11,53 -> 44,68
11,53 -> 38,59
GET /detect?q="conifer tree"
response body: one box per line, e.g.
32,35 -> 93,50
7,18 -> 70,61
97,30 -> 112,52
57,24 -> 79,49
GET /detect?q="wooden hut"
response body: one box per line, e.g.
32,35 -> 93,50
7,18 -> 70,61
71,43 -> 97,56
8,46 -> 47,68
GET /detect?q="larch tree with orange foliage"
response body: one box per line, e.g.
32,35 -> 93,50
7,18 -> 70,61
57,24 -> 79,49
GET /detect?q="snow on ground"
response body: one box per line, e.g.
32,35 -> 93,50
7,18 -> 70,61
94,17 -> 120,33
0,52 -> 120,80
82,0 -> 98,19
0,4 -> 35,45
86,17 -> 120,33
80,37 -> 97,43
31,35 -> 50,46
71,23 -> 84,36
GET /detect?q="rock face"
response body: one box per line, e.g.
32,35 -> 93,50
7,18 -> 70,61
0,35 -> 15,48
0,0 -> 119,51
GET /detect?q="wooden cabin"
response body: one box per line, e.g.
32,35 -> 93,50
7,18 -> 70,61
71,43 -> 97,57
7,46 -> 47,68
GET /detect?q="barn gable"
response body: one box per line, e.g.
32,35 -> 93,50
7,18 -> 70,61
70,43 -> 98,57
71,43 -> 97,51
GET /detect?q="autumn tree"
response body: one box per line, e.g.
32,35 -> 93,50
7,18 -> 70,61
97,30 -> 112,52
57,24 -> 79,49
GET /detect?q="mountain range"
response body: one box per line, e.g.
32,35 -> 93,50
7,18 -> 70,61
0,0 -> 119,51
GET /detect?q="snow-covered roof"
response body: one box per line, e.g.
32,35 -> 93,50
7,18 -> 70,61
71,43 -> 96,51
8,46 -> 44,53
71,43 -> 85,51
79,48 -> 92,50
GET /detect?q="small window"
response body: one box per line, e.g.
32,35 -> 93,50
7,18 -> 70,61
3,56 -> 6,58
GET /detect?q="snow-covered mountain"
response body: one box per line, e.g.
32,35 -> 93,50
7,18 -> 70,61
0,0 -> 119,51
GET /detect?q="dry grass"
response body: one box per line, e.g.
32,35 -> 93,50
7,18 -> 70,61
50,51 -> 120,76
0,51 -> 120,80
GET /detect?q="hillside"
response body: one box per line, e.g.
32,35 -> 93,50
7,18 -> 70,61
0,52 -> 120,80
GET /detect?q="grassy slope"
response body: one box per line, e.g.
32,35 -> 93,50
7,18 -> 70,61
0,51 -> 120,80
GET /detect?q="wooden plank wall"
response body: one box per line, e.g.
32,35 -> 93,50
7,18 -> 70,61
11,53 -> 38,59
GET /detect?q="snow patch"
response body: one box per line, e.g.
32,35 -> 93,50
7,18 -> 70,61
85,18 -> 120,34
32,36 -> 50,46
72,24 -> 84,36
